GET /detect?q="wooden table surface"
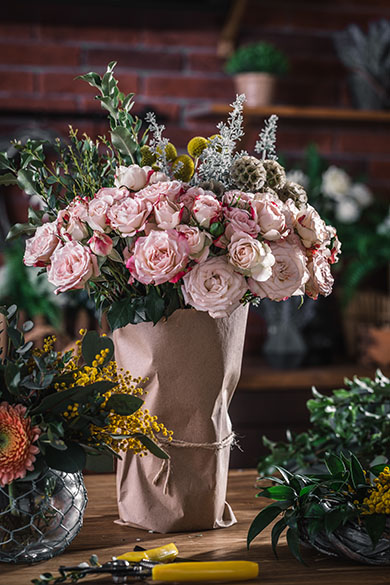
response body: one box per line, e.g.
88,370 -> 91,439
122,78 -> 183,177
2,470 -> 389,585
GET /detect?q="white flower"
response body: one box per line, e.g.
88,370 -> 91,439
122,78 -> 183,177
286,170 -> 309,190
181,256 -> 247,318
321,166 -> 351,200
227,232 -> 275,281
349,183 -> 373,207
335,198 -> 360,224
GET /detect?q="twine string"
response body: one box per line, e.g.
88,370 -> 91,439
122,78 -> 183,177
152,432 -> 235,495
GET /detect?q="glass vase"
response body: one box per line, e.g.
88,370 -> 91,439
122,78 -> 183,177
0,467 -> 87,563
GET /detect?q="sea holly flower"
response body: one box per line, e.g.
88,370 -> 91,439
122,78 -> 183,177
0,403 -> 40,486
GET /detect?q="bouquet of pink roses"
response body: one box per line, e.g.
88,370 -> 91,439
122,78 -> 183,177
1,62 -> 340,330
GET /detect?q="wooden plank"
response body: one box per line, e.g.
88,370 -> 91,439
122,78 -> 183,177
238,359 -> 388,391
208,103 -> 390,123
3,471 -> 389,584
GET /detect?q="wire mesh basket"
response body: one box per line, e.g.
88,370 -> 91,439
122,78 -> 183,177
0,467 -> 87,563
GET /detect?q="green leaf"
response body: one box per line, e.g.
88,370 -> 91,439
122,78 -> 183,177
17,168 -> 39,195
132,433 -> 169,459
0,172 -> 17,185
105,393 -> 143,415
145,287 -> 165,325
260,485 -> 296,500
81,330 -> 114,366
209,222 -> 224,237
45,442 -> 86,473
286,527 -> 305,564
247,504 -> 283,548
299,485 -> 317,497
7,325 -> 23,348
271,517 -> 286,558
5,361 -> 21,393
363,514 -> 387,549
110,127 -> 138,160
324,509 -> 345,535
6,222 -> 36,240
325,453 -> 345,476
108,296 -> 151,329
31,381 -> 115,414
76,71 -> 102,88
370,463 -> 388,476
349,453 -> 366,489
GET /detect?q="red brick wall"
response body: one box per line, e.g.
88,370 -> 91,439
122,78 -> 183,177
1,0 -> 390,199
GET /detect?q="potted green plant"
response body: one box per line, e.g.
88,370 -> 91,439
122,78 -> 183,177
225,42 -> 288,106
248,452 -> 390,565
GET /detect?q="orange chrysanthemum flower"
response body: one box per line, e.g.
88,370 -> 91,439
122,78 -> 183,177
0,403 -> 41,487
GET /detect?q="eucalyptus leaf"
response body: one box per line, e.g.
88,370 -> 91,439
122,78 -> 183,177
110,127 -> 138,159
82,330 -> 114,366
132,433 -> 169,459
104,393 -> 143,416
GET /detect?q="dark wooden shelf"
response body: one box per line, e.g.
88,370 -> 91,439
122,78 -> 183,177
238,359 -> 389,392
206,104 -> 390,123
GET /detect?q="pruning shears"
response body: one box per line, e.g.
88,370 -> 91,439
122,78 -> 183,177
59,542 -> 259,583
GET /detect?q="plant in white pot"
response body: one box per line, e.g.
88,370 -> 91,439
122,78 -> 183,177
225,42 -> 288,107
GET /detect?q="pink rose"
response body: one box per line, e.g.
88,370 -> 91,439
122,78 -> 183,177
126,229 -> 189,285
178,186 -> 205,210
95,187 -> 129,204
57,198 -> 89,241
88,232 -> 113,256
87,198 -> 110,232
248,235 -> 309,301
228,231 -> 275,281
114,165 -> 148,191
142,166 -> 170,185
107,197 -> 152,237
223,190 -> 255,208
193,192 -> 222,228
305,249 -> 334,299
323,225 -> 341,265
154,197 -> 182,230
253,198 -> 289,241
181,256 -> 247,318
24,222 -> 59,267
176,225 -> 212,262
47,240 -> 100,293
224,206 -> 259,240
137,180 -> 183,205
295,205 -> 329,249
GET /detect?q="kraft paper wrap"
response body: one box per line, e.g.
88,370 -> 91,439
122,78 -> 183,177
113,305 -> 248,533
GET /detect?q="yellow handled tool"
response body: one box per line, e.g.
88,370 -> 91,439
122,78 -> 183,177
151,560 -> 259,582
117,542 -> 178,563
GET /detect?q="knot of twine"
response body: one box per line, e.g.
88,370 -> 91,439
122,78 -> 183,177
152,432 -> 236,495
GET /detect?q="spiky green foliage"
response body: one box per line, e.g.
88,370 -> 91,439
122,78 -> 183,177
334,20 -> 390,109
258,371 -> 390,476
225,42 -> 288,76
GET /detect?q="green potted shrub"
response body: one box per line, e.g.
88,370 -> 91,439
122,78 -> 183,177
225,42 -> 288,106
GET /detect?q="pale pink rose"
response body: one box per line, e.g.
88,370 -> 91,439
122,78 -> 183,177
223,190 -> 255,208
87,198 -> 110,232
224,206 -> 259,240
88,232 -> 113,256
181,256 -> 247,318
142,166 -> 170,185
24,222 -> 60,267
126,229 -> 189,285
56,209 -> 88,242
95,187 -> 129,204
47,240 -> 100,294
283,198 -> 299,231
68,198 -> 89,221
176,225 -> 212,262
107,197 -> 152,237
249,235 -> 309,301
228,231 -> 275,282
323,225 -> 341,265
115,165 -> 148,191
305,249 -> 334,299
177,186 -> 200,210
295,205 -> 329,249
154,198 -> 182,230
253,198 -> 289,241
137,180 -> 183,205
193,193 -> 222,228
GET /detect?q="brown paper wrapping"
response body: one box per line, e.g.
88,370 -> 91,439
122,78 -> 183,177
113,305 -> 248,533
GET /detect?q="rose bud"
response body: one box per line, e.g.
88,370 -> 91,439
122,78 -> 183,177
88,232 -> 113,256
